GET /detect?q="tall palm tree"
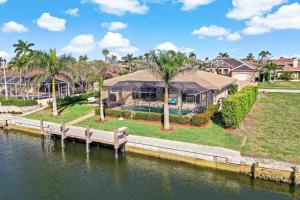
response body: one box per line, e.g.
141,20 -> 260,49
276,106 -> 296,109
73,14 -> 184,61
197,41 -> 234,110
102,49 -> 110,62
122,54 -> 136,72
146,50 -> 197,130
246,53 -> 255,61
13,40 -> 34,57
218,52 -> 229,58
259,51 -> 271,62
29,49 -> 76,116
78,54 -> 89,62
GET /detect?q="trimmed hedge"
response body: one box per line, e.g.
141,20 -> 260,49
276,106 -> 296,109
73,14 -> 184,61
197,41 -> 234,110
0,97 -> 38,107
49,92 -> 98,108
191,105 -> 218,126
95,104 -> 220,126
229,84 -> 238,95
221,86 -> 258,128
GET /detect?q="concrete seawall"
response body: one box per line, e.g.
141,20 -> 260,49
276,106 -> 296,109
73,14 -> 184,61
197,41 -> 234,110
126,135 -> 300,185
1,116 -> 299,185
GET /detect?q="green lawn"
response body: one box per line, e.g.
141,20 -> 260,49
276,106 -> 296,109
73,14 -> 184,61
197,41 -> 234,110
76,117 -> 242,151
239,93 -> 300,163
258,81 -> 300,89
26,103 -> 93,123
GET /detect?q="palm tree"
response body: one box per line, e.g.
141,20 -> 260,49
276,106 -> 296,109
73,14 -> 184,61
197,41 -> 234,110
29,49 -> 76,116
78,54 -> 89,62
263,62 -> 280,81
146,50 -> 197,130
13,40 -> 34,57
246,53 -> 255,61
259,51 -> 271,62
111,55 -> 117,64
122,54 -> 136,72
218,52 -> 229,58
102,49 -> 110,62
189,52 -> 197,60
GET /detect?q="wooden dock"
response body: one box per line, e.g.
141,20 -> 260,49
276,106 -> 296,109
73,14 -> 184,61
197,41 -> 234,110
0,116 -> 127,158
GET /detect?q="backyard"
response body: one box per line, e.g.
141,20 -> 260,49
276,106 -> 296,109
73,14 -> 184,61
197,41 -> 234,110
239,93 -> 300,163
25,103 -> 94,123
258,81 -> 300,89
76,117 -> 242,151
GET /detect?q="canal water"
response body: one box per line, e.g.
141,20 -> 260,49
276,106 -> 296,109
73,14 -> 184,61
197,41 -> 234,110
0,130 -> 299,200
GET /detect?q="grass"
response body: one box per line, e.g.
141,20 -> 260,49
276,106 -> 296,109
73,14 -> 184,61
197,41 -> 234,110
26,103 -> 94,123
76,117 -> 242,151
258,81 -> 300,89
239,93 -> 300,163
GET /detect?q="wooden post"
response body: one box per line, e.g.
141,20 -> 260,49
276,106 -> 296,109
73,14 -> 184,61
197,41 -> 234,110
40,119 -> 45,145
292,166 -> 299,185
85,126 -> 91,153
61,121 -> 65,148
251,162 -> 259,178
114,129 -> 119,159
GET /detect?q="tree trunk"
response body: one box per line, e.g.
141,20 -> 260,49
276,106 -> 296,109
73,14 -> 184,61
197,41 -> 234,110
163,85 -> 170,130
99,89 -> 105,122
52,78 -> 58,116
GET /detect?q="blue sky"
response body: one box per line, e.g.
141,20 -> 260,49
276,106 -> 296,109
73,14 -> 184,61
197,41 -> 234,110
1,0 -> 300,60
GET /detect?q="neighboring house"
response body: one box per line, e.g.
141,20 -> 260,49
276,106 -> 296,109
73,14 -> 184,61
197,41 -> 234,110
217,58 -> 257,82
273,57 -> 300,79
102,69 -> 236,115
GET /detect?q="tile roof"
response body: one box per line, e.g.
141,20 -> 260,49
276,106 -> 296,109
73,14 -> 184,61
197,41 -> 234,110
273,58 -> 300,72
104,69 -> 236,90
220,58 -> 256,72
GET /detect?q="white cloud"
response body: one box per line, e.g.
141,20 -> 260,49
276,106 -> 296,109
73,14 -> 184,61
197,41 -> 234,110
227,0 -> 286,20
62,34 -> 96,54
36,13 -> 66,31
192,25 -> 230,37
243,3 -> 300,35
101,22 -> 127,31
156,42 -> 178,51
178,0 -> 215,11
0,0 -> 7,5
99,32 -> 138,54
0,51 -> 9,59
226,32 -> 241,41
155,42 -> 195,53
192,25 -> 242,41
1,21 -> 28,33
91,0 -> 148,15
65,8 -> 79,17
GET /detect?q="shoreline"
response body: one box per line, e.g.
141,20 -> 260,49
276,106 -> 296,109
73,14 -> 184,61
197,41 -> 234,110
0,117 -> 299,186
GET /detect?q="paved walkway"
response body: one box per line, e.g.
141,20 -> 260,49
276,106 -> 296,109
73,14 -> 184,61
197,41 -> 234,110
259,89 -> 300,93
66,112 -> 95,125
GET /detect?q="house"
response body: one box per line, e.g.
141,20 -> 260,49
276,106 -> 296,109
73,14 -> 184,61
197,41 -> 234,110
217,58 -> 257,82
273,57 -> 300,79
102,70 -> 236,115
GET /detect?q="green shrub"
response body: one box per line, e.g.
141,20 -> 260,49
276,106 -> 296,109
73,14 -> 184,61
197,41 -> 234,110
207,104 -> 219,116
169,114 -> 191,124
229,84 -> 238,95
133,112 -> 162,121
104,109 -> 132,118
0,98 -> 38,107
222,86 -> 258,128
279,72 -> 293,80
191,114 -> 209,126
48,92 -> 97,108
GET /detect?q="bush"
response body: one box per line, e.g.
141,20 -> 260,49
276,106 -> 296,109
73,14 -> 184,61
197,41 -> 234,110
48,92 -> 97,108
279,72 -> 293,80
104,109 -> 132,118
0,98 -> 38,107
133,112 -> 162,121
222,86 -> 258,128
207,104 -> 219,116
229,84 -> 238,95
191,106 -> 217,126
169,114 -> 191,124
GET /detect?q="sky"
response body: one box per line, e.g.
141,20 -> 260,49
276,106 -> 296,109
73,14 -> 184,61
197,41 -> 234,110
0,0 -> 300,60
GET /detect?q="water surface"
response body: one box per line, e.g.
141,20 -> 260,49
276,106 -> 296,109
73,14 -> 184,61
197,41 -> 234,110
0,130 -> 299,200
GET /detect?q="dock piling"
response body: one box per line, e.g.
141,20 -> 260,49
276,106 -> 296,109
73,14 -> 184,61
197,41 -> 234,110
85,126 -> 91,153
114,129 -> 119,159
61,122 -> 65,148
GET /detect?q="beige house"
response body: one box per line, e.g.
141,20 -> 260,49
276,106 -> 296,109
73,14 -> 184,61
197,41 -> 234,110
274,57 -> 300,79
217,58 -> 257,82
103,70 -> 236,115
